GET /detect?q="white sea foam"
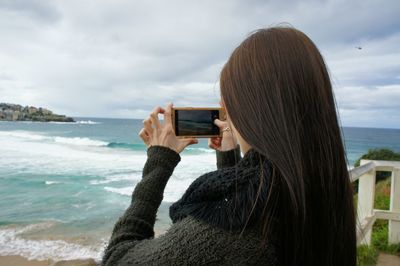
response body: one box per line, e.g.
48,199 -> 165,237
104,186 -> 133,196
33,120 -> 101,125
0,131 -> 108,147
0,223 -> 104,261
185,147 -> 215,153
0,131 -> 142,176
0,131 -> 48,141
90,180 -> 110,185
0,128 -> 219,260
45,181 -> 61,185
75,120 -> 101,124
54,137 -> 108,147
102,151 -> 216,202
0,129 -> 217,201
47,121 -> 75,124
90,172 -> 140,185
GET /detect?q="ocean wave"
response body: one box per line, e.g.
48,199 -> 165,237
0,131 -> 109,147
0,222 -> 103,261
36,120 -> 101,125
0,130 -> 140,151
104,186 -> 132,196
45,181 -> 61,185
75,120 -> 101,125
0,131 -> 48,141
47,121 -> 75,124
0,132 -> 149,177
54,137 -> 108,147
107,142 -> 144,150
90,173 -> 140,185
0,131 -> 217,155
185,147 -> 215,153
106,142 -> 212,153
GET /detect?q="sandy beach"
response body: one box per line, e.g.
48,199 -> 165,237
0,255 -> 98,266
0,255 -> 53,266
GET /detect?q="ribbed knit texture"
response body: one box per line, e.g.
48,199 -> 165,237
101,145 -> 277,266
169,146 -> 274,232
216,144 -> 242,169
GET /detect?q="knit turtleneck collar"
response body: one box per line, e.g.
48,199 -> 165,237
169,148 -> 272,232
238,147 -> 268,167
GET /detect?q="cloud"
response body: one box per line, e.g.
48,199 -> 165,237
0,0 -> 399,128
336,85 -> 400,110
0,0 -> 60,22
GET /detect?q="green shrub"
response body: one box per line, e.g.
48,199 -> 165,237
354,148 -> 400,167
357,245 -> 378,265
353,148 -> 400,192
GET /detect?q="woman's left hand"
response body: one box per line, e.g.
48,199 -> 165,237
138,102 -> 198,154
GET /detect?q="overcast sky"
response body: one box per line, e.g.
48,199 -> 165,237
0,0 -> 399,128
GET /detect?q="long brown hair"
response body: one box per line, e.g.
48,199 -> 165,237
220,26 -> 356,265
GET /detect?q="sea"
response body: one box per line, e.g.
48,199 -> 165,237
0,118 -> 399,262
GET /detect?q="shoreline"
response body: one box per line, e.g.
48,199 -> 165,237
0,255 -> 53,266
0,255 -> 97,266
0,231 -> 164,266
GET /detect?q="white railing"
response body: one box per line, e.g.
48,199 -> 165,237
350,159 -> 400,245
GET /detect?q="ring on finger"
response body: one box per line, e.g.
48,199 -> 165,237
221,127 -> 231,132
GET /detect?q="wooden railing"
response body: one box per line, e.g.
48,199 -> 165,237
350,160 -> 400,245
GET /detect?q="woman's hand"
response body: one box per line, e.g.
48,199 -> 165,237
208,117 -> 238,152
139,102 -> 198,154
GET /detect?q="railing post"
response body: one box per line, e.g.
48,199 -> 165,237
389,168 -> 400,244
357,160 -> 376,245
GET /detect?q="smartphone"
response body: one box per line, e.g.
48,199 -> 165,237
172,107 -> 226,138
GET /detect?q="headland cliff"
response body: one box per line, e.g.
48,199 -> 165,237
0,103 -> 75,122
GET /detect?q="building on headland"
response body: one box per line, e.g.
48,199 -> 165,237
0,103 -> 74,122
27,106 -> 38,114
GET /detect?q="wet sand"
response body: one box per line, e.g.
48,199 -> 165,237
0,255 -> 97,266
0,256 -> 53,266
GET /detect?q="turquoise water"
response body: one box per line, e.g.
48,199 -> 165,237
0,118 -> 399,261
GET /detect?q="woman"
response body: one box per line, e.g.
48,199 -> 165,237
101,26 -> 356,266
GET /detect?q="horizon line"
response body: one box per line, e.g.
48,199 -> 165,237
71,116 -> 400,130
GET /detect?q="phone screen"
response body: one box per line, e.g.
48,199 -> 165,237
174,109 -> 220,136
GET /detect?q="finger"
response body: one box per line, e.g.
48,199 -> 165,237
208,138 -> 218,147
210,136 -> 221,143
210,136 -> 220,143
184,138 -> 198,146
142,128 -> 151,140
163,102 -> 173,126
150,106 -> 163,130
138,128 -> 151,146
211,138 -> 221,146
139,131 -> 148,144
180,138 -> 199,145
211,136 -> 222,142
208,142 -> 218,150
143,118 -> 153,134
209,140 -> 220,149
213,118 -> 227,128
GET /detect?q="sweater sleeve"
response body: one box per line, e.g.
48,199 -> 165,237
216,144 -> 242,169
101,145 -> 181,265
102,214 -> 275,266
101,145 -> 277,265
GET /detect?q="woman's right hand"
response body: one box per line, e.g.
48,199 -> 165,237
208,118 -> 238,152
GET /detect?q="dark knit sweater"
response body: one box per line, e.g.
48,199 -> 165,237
101,145 -> 277,265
